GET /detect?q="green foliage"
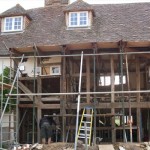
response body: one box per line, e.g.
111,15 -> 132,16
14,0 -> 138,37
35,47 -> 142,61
0,67 -> 17,112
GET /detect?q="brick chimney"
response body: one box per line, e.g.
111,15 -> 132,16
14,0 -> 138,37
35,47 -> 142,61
45,0 -> 69,6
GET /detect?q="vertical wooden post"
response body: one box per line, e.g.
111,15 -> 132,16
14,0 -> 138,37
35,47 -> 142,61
61,46 -> 67,142
69,57 -> 74,142
37,76 -> 42,143
86,56 -> 90,104
136,57 -> 141,142
110,55 -> 116,143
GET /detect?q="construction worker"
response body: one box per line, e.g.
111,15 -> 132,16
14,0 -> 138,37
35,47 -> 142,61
39,116 -> 56,144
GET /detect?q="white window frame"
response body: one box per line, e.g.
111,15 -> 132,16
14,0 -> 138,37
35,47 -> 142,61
4,16 -> 23,32
50,65 -> 61,75
69,11 -> 89,27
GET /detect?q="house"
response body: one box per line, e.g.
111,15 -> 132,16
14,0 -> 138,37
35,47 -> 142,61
0,0 -> 150,145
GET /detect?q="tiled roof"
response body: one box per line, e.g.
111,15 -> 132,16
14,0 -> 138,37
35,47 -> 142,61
0,2 -> 150,54
64,0 -> 94,12
0,4 -> 29,18
0,38 -> 10,56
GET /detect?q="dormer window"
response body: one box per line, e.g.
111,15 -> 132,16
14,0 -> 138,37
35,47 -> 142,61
69,11 -> 88,27
0,4 -> 31,34
4,16 -> 23,32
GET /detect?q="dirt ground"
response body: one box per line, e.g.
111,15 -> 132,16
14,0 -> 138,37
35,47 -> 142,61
32,142 -> 150,150
34,142 -> 99,150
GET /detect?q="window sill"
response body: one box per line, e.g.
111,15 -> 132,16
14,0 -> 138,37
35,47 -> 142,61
1,30 -> 24,35
66,26 -> 91,30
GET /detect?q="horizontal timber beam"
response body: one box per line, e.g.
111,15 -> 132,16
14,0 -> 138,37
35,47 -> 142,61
18,102 -> 150,109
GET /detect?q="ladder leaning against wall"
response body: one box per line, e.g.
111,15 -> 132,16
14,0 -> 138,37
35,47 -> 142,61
77,106 -> 94,146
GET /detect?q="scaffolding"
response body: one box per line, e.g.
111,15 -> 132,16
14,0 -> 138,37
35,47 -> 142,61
0,46 -> 150,148
0,55 -> 24,149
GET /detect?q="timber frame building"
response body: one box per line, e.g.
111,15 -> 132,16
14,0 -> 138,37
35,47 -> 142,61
0,0 -> 150,144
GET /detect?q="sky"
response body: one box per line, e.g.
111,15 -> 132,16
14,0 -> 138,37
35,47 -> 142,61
0,0 -> 150,13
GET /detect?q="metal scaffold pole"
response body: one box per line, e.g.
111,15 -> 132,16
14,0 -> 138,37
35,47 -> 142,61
0,60 -> 4,148
7,89 -> 150,96
32,47 -> 36,144
93,46 -> 97,145
74,51 -> 84,150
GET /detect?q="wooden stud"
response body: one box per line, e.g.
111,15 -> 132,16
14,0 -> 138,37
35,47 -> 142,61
110,55 -> 116,143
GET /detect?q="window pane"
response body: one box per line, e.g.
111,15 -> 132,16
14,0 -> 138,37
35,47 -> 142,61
70,13 -> 77,26
80,12 -> 87,25
115,75 -> 126,85
105,76 -> 111,86
5,18 -> 12,31
14,17 -> 22,30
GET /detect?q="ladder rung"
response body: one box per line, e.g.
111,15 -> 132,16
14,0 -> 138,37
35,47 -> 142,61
82,121 -> 91,124
80,129 -> 91,131
80,127 -> 91,130
79,133 -> 90,136
83,114 -> 92,117
78,136 -> 90,138
84,107 -> 93,110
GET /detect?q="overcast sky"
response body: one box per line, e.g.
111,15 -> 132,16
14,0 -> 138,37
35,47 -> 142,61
0,0 -> 150,13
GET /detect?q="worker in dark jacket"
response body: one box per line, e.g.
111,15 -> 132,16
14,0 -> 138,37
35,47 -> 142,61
39,116 -> 56,144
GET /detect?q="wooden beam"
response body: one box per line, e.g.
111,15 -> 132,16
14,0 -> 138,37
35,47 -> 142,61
86,56 -> 90,104
18,104 -> 38,108
41,104 -> 61,109
65,102 -> 150,109
60,45 -> 67,142
18,81 -> 34,101
135,57 -> 141,142
110,55 -> 116,143
125,47 -> 150,59
18,81 -> 41,105
0,82 -> 12,90
65,125 -> 138,130
10,48 -> 23,55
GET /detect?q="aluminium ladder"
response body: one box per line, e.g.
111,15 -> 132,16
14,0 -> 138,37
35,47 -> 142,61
77,106 -> 93,146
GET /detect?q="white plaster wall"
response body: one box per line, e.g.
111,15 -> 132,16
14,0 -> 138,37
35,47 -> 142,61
1,113 -> 14,128
1,112 -> 15,141
19,58 -> 36,77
